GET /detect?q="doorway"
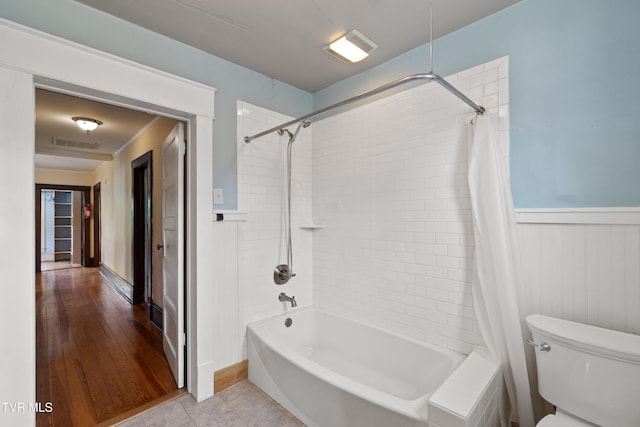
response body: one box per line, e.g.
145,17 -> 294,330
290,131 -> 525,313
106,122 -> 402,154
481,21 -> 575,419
132,150 -> 153,306
0,24 -> 217,421
93,182 -> 101,267
131,150 -> 163,330
34,96 -> 187,423
35,184 -> 91,273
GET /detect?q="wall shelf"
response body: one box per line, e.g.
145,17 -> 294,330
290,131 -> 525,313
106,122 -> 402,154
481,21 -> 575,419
299,224 -> 325,230
213,210 -> 248,222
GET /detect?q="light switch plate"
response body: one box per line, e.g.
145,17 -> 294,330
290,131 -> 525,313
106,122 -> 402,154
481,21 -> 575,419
213,188 -> 224,205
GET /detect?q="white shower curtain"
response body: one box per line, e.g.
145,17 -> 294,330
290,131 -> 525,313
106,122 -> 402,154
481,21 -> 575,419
468,113 -> 535,427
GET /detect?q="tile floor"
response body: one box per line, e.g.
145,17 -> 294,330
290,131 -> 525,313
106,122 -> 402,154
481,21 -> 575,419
118,380 -> 306,427
40,261 -> 82,271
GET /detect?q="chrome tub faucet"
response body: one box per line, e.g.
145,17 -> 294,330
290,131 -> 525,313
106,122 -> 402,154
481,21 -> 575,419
279,292 -> 297,307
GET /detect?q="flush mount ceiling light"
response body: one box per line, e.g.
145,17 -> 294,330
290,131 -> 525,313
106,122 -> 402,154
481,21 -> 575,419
72,116 -> 103,134
323,29 -> 377,63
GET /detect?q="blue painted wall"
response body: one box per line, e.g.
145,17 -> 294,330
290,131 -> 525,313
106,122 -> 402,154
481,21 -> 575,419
315,0 -> 640,208
3,0 -> 640,208
0,0 -> 312,210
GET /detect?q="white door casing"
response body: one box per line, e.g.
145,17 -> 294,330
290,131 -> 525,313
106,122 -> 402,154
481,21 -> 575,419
0,20 -> 216,420
162,123 -> 185,388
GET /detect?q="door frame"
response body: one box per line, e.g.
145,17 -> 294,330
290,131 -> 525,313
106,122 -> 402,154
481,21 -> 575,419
35,184 -> 91,273
30,81 -> 206,395
131,151 -> 153,306
1,19 -> 217,410
93,182 -> 101,267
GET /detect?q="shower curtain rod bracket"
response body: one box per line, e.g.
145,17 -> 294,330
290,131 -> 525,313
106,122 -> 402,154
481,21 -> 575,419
244,73 -> 484,143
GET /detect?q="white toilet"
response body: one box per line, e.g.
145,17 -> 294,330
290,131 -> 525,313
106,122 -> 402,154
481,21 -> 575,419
526,314 -> 640,427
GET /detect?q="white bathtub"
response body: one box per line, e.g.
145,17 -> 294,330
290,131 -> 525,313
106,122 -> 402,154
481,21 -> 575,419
247,306 -> 465,427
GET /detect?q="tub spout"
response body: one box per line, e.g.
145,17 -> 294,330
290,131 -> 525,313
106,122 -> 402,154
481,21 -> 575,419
279,292 -> 297,307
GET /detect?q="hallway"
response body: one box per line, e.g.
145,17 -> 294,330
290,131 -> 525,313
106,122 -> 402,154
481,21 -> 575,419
36,267 -> 177,426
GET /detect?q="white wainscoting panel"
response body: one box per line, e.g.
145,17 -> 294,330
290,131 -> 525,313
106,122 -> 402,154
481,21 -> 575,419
517,223 -> 640,335
211,219 -> 240,372
585,225 -> 640,333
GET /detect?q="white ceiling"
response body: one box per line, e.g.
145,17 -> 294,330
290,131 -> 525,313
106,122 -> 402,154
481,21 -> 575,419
37,0 -> 520,173
75,0 -> 521,92
35,89 -> 157,173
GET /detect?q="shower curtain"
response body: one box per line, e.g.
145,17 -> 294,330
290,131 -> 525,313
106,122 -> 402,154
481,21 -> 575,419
468,113 -> 535,427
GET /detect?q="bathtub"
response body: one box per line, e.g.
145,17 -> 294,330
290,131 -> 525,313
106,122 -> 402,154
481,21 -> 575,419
247,306 -> 465,427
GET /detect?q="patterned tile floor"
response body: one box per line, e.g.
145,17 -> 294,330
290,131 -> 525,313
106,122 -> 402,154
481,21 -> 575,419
118,380 -> 306,427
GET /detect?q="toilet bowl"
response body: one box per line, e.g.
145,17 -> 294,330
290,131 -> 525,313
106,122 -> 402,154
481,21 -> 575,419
526,314 -> 640,427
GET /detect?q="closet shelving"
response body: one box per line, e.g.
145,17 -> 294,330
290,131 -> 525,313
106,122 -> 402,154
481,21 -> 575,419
53,190 -> 72,261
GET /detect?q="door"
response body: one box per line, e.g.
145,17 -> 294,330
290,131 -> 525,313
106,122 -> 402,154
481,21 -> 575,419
161,123 -> 185,388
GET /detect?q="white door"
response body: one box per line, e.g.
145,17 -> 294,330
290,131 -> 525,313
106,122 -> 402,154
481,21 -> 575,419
162,123 -> 185,388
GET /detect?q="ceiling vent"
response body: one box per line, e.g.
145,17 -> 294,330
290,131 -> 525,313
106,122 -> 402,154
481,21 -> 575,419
52,138 -> 101,150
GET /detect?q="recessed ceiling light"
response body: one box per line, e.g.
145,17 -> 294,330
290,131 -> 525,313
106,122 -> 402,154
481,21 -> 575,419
324,29 -> 377,63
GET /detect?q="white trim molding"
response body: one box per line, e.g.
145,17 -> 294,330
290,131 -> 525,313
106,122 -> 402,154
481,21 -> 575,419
213,210 -> 248,222
515,208 -> 640,225
0,17 -> 217,418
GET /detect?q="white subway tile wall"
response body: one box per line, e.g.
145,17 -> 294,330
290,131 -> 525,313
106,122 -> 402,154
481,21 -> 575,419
311,57 -> 509,354
236,57 -> 509,356
237,102 -> 314,358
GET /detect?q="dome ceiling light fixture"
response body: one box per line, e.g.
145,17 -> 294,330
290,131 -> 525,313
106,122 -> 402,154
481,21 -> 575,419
72,116 -> 103,134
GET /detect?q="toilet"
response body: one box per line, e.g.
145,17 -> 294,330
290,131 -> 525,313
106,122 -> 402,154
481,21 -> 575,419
526,314 -> 640,427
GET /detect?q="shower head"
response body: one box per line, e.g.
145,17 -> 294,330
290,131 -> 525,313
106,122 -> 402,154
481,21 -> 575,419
277,128 -> 293,138
279,120 -> 312,144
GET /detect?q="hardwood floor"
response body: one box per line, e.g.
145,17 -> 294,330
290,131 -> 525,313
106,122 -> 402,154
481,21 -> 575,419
36,267 -> 177,427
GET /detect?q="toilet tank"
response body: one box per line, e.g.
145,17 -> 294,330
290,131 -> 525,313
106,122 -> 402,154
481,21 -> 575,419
526,315 -> 640,427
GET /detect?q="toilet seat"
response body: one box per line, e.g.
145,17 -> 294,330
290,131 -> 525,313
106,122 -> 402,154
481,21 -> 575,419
536,413 -> 593,427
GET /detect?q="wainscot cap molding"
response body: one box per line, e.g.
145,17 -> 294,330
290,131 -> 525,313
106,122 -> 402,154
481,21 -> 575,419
514,208 -> 640,225
213,210 -> 248,222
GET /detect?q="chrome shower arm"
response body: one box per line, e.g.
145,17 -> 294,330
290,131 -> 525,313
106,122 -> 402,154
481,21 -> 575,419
244,73 -> 485,143
291,119 -> 311,142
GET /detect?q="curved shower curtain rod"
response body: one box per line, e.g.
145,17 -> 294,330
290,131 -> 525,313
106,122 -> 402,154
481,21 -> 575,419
244,72 -> 485,143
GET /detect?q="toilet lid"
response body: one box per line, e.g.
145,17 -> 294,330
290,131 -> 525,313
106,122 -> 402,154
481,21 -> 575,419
537,414 -> 591,427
